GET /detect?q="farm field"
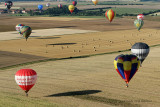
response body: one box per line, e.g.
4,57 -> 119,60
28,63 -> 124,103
0,45 -> 160,107
0,27 -> 160,69
0,1 -> 160,106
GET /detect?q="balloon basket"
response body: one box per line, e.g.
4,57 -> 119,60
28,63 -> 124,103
126,83 -> 128,88
25,91 -> 29,97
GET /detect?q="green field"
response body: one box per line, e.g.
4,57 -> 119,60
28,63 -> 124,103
105,7 -> 158,15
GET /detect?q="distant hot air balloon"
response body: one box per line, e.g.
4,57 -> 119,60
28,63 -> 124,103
72,1 -> 77,6
68,5 -> 75,14
114,54 -> 140,87
105,9 -> 115,23
20,26 -> 32,41
46,3 -> 50,7
38,4 -> 43,10
137,14 -> 144,20
131,42 -> 149,66
92,0 -> 98,5
134,19 -> 144,31
58,4 -> 62,8
15,24 -> 25,34
15,69 -> 37,96
5,1 -> 13,10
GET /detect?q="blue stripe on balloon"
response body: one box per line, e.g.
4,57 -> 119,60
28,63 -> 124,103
129,63 -> 138,80
117,63 -> 125,79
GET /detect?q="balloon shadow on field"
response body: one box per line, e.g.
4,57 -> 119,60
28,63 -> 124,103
37,37 -> 61,39
45,90 -> 102,97
47,43 -> 76,46
56,26 -> 77,28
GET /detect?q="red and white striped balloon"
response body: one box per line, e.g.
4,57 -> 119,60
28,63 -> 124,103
137,14 -> 144,20
15,69 -> 37,96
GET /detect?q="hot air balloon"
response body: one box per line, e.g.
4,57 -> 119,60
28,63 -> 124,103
137,14 -> 144,20
15,24 -> 25,34
131,42 -> 149,66
134,19 -> 144,31
46,3 -> 50,8
5,1 -> 13,10
15,69 -> 37,96
38,4 -> 43,10
58,4 -> 62,8
105,9 -> 115,23
72,1 -> 77,6
68,5 -> 75,14
114,54 -> 140,87
20,26 -> 32,41
92,0 -> 98,5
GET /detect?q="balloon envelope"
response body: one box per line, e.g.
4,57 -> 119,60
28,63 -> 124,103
58,4 -> 62,8
134,19 -> 144,31
5,1 -> 13,9
68,5 -> 75,14
15,24 -> 25,34
46,3 -> 50,7
137,14 -> 144,20
114,54 -> 140,85
105,9 -> 115,22
15,69 -> 37,92
38,4 -> 43,10
92,0 -> 98,5
20,26 -> 32,41
72,1 -> 77,6
131,42 -> 149,64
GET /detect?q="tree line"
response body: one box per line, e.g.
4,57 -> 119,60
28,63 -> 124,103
28,6 -> 160,17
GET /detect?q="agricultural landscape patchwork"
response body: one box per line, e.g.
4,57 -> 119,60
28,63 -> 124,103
0,0 -> 160,107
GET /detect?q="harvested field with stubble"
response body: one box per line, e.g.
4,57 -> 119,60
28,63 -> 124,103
0,16 -> 160,32
0,28 -> 159,68
0,15 -> 160,107
0,45 -> 160,107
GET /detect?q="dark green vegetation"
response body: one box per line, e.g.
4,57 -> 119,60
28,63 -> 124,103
28,6 -> 110,17
26,6 -> 160,17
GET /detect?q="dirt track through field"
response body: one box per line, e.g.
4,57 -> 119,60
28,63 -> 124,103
0,28 -> 97,41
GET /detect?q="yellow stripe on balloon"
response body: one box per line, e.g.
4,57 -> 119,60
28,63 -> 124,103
123,61 -> 131,71
117,58 -> 123,63
114,60 -> 118,69
131,58 -> 138,64
108,10 -> 112,20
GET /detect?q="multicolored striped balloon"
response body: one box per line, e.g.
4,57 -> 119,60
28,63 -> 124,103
114,54 -> 140,87
15,24 -> 25,34
134,19 -> 144,31
20,26 -> 32,41
58,4 -> 62,8
105,9 -> 115,23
